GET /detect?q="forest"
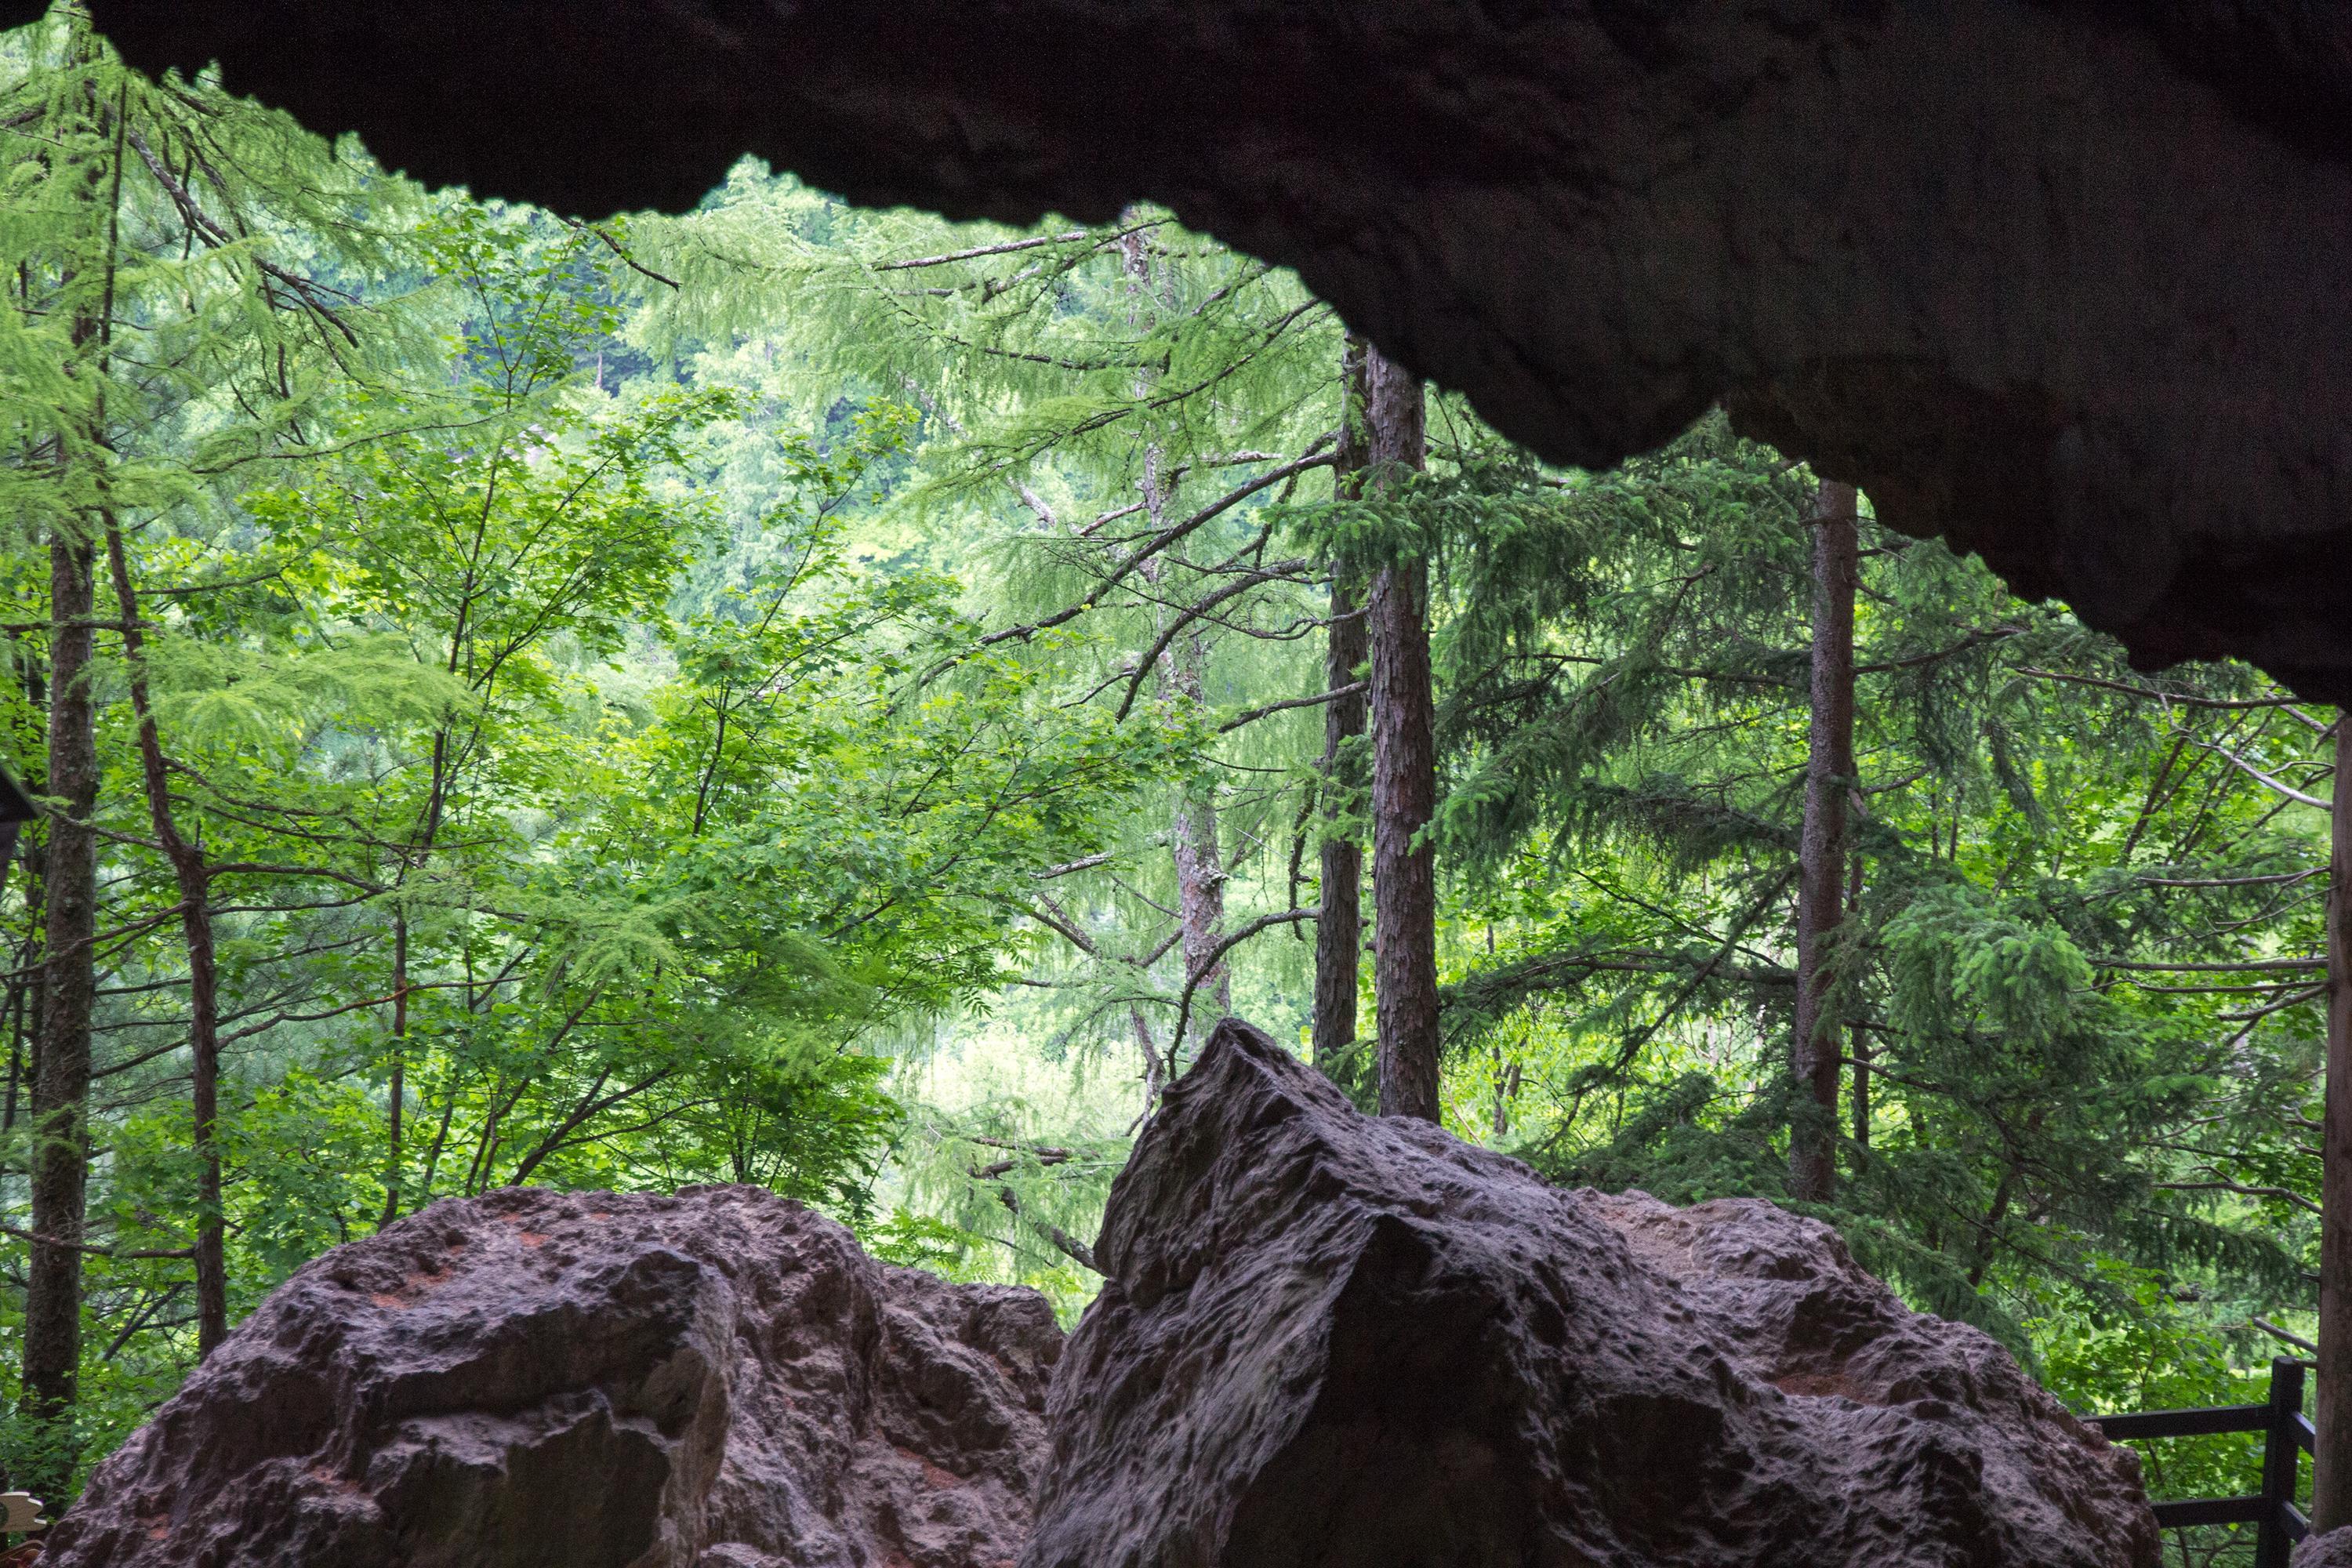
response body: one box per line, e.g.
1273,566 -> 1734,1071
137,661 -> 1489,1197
0,14 -> 2342,1557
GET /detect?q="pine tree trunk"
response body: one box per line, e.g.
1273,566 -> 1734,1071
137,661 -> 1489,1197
2315,714 -> 2352,1531
1847,826 -> 1870,1152
1364,347 -> 1439,1123
1312,335 -> 1371,1070
24,64 -> 128,1468
24,526 -> 99,1461
103,521 -> 229,1356
4,656 -> 46,1141
380,912 -> 408,1226
1791,478 -> 1859,1203
1850,1036 -> 1872,1150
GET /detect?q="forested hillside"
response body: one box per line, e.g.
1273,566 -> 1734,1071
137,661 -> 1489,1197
0,15 -> 2339,1548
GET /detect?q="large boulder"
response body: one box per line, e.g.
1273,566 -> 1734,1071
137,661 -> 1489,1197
1027,1017 -> 2159,1568
2296,1527 -> 2352,1568
39,1185 -> 1061,1568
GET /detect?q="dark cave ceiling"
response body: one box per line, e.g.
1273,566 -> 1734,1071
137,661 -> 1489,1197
43,1 -> 2352,700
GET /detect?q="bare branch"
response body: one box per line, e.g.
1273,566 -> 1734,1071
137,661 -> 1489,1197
1167,908 -> 1321,1057
2193,740 -> 2332,810
2134,870 -> 2323,890
2158,1179 -> 2321,1217
564,217 -> 681,289
2099,955 -> 2325,975
1112,559 -> 1314,720
975,441 -> 1337,652
0,1224 -> 193,1260
2014,666 -> 2309,712
987,1183 -> 1099,1272
1033,854 -> 1112,881
1219,682 -> 1366,734
875,230 -> 1090,270
2252,1316 -> 2320,1354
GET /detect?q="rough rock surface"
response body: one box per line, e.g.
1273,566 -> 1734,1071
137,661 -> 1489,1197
39,1185 -> 1061,1568
2296,1527 -> 2352,1568
1029,1017 -> 2158,1568
62,0 -> 2352,702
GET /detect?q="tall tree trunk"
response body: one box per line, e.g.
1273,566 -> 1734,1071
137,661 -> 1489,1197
2315,715 -> 2352,1531
379,912 -> 408,1226
1846,837 -> 1870,1152
1312,334 -> 1371,1070
24,65 -> 128,1479
5,716 -> 46,1143
24,526 -> 99,1470
1791,478 -> 1859,1203
2,633 -> 42,1140
1169,765 -> 1231,1021
1159,525 -> 1229,1022
103,522 -> 229,1356
1123,226 -> 1229,1056
1364,347 -> 1439,1122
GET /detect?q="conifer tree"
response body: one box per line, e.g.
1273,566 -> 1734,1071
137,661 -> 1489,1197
1791,478 -> 1859,1201
1363,347 -> 1439,1121
629,183 -> 1348,1109
2,9 -> 415,1463
1436,412 -> 2323,1342
6,22 -> 2341,1508
1312,336 -> 1370,1069
13,26 -> 118,1467
2319,713 -> 2352,1530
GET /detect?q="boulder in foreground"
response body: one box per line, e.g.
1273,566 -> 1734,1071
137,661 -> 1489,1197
1026,1018 -> 2159,1568
2296,1526 -> 2352,1567
42,1185 -> 1061,1568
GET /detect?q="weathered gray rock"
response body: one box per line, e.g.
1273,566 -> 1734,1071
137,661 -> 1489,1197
40,1185 -> 1060,1568
74,1 -> 2352,702
1028,1017 -> 2158,1568
2296,1526 -> 2352,1568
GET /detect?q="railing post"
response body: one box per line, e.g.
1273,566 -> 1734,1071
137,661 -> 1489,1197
2257,1357 -> 2306,1568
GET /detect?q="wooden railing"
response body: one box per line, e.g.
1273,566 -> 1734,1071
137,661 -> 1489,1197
2086,1357 -> 2311,1568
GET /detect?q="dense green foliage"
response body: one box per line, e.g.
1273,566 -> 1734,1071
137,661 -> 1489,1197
0,16 -> 2335,1553
1429,419 -> 2325,1342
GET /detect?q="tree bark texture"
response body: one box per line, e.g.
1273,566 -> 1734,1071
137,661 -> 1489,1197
1140,450 -> 1230,1037
1170,779 -> 1231,1022
380,912 -> 408,1227
25,64 -> 125,1454
2316,715 -> 2352,1531
1846,828 -> 1870,1152
5,625 -> 47,1141
1365,346 -> 1438,1123
24,528 -> 99,1446
1123,226 -> 1229,1053
104,522 -> 229,1356
1791,478 -> 1859,1203
1312,334 -> 1370,1072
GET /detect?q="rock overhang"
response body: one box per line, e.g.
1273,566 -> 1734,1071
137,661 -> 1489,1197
56,0 -> 2352,701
